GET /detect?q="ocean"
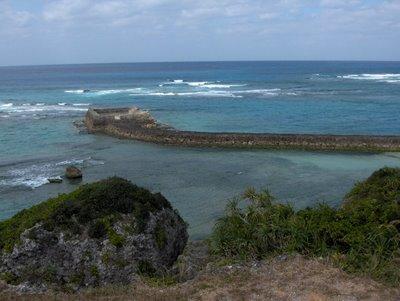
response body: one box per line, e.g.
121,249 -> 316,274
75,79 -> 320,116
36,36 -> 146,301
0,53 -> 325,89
1,61 -> 400,238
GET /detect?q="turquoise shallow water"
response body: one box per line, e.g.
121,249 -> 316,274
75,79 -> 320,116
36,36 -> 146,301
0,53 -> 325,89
1,61 -> 400,238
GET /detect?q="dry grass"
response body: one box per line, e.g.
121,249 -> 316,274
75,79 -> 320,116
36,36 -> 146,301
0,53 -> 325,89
1,255 -> 399,301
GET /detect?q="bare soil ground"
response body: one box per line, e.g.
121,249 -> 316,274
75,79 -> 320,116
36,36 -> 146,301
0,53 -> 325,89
1,255 -> 399,301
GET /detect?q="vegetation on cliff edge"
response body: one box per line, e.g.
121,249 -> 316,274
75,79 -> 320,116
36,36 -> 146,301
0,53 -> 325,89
0,177 -> 173,253
210,167 -> 400,285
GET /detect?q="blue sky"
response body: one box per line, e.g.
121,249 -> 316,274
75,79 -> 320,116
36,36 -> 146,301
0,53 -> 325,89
0,0 -> 399,65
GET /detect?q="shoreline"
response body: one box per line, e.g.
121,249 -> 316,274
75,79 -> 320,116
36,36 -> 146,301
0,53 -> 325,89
84,107 -> 400,152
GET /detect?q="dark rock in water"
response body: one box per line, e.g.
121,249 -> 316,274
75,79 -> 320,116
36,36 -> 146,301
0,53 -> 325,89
65,166 -> 82,179
83,89 -> 90,93
73,120 -> 88,134
48,178 -> 62,184
0,177 -> 188,293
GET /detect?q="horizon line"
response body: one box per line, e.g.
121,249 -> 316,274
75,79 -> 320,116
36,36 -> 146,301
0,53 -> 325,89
1,59 -> 400,68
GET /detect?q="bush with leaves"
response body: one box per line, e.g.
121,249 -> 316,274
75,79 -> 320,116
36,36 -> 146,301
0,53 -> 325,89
210,167 -> 400,285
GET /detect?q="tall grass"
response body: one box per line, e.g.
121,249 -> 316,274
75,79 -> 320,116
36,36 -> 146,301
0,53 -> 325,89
210,168 -> 400,285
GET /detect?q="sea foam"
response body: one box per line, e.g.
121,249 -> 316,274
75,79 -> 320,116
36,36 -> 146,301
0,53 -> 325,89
160,80 -> 246,89
127,87 -> 303,98
0,157 -> 104,189
0,102 -> 89,117
65,89 -> 86,94
65,88 -> 143,95
131,90 -> 242,98
338,73 -> 400,83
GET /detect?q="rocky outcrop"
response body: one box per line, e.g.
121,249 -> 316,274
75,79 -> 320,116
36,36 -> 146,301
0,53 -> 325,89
65,166 -> 82,179
84,107 -> 400,152
0,177 -> 188,292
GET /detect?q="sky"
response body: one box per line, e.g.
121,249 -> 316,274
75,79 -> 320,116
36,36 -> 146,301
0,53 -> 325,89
0,0 -> 399,66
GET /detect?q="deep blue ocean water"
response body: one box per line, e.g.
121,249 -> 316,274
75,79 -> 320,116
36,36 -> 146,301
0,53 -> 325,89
1,61 -> 400,238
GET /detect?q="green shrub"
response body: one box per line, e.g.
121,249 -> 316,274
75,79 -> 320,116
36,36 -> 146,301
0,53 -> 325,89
137,260 -> 156,276
88,220 -> 107,239
210,168 -> 400,285
69,272 -> 85,286
0,177 -> 173,253
0,271 -> 20,285
101,251 -> 112,265
108,228 -> 125,248
344,167 -> 400,206
42,265 -> 57,283
154,224 -> 167,250
90,265 -> 100,278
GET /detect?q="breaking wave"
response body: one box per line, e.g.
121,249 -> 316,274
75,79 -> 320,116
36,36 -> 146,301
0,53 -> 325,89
131,90 -> 242,98
65,88 -> 144,95
236,89 -> 283,96
338,73 -> 400,83
60,79 -> 370,101
0,157 -> 104,189
129,88 -> 300,98
159,80 -> 246,89
0,102 -> 90,118
61,81 -> 306,100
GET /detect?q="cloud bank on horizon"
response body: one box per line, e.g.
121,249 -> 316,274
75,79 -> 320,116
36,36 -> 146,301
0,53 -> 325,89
0,0 -> 399,65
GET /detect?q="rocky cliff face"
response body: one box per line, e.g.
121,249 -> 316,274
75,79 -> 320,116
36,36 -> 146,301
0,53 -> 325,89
0,177 -> 188,292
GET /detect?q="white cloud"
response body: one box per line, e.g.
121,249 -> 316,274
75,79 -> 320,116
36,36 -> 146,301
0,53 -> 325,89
0,0 -> 393,37
0,1 -> 33,36
1,0 -> 400,63
320,0 -> 361,8
43,0 -> 89,21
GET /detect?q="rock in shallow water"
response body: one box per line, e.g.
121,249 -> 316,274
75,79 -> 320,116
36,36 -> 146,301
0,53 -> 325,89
48,177 -> 62,184
0,177 -> 188,292
65,165 -> 82,179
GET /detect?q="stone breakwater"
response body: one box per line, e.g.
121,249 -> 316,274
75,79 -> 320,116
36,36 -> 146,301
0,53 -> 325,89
84,107 -> 400,152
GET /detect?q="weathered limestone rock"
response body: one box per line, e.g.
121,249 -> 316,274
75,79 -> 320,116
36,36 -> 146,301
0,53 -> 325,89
0,178 -> 188,292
